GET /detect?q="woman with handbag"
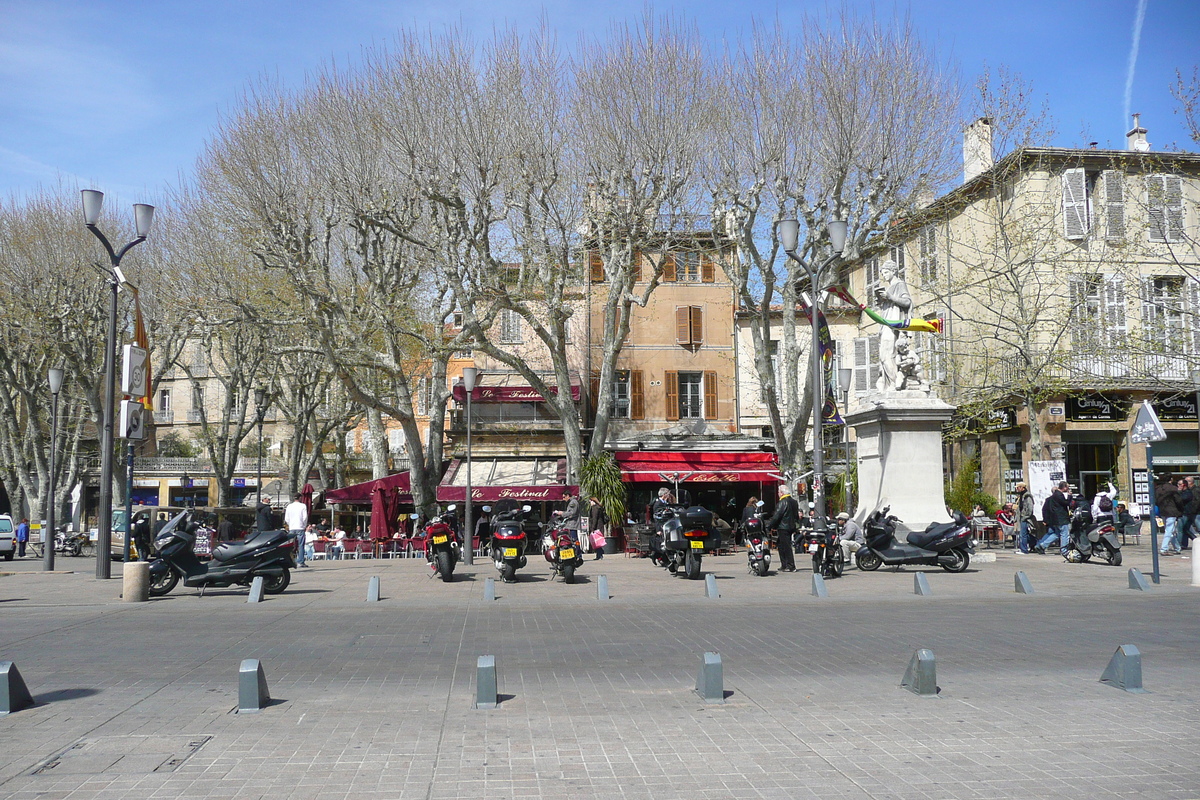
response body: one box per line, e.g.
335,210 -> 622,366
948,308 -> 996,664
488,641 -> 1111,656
587,496 -> 607,560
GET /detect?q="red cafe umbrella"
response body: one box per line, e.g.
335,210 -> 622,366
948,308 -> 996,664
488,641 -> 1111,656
300,482 -> 315,514
383,484 -> 402,537
369,486 -> 391,541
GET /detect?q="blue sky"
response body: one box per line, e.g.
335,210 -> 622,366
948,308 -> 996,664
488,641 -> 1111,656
2,0 -> 1197,205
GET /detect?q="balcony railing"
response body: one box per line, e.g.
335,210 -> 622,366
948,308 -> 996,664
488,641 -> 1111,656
153,409 -> 174,424
991,352 -> 1199,389
187,410 -> 203,422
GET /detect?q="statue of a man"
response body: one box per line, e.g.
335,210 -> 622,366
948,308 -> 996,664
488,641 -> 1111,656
874,260 -> 912,392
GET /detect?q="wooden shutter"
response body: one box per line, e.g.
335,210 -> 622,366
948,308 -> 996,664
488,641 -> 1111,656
701,252 -> 715,282
590,250 -> 605,282
663,253 -> 676,282
664,371 -> 679,420
632,250 -> 642,282
1188,279 -> 1200,357
1068,276 -> 1086,347
703,371 -> 718,420
1103,275 -> 1126,343
1061,168 -> 1088,240
1140,277 -> 1158,333
1147,175 -> 1166,242
1102,171 -> 1125,241
689,306 -> 703,346
853,337 -> 869,393
589,369 -> 601,415
676,307 -> 692,345
630,370 -> 645,419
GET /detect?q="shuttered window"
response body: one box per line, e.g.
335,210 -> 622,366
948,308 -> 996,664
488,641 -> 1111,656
1102,171 -> 1125,241
590,250 -> 605,282
1147,175 -> 1184,242
632,250 -> 642,282
853,336 -> 880,394
675,306 -> 703,348
662,253 -> 677,282
918,225 -> 937,282
703,371 -> 718,419
630,370 -> 644,419
500,309 -> 523,343
610,371 -> 631,418
701,253 -> 715,282
1061,167 -> 1090,240
678,372 -> 704,419
664,371 -> 679,420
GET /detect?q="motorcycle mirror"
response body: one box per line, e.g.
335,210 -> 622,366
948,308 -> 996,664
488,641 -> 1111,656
756,500 -> 765,508
522,504 -> 531,512
409,513 -> 419,519
482,505 -> 491,513
446,504 -> 457,512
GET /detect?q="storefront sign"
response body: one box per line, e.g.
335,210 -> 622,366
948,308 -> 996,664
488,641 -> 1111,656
1152,394 -> 1198,421
984,407 -> 1018,432
1067,395 -> 1126,422
452,384 -> 582,403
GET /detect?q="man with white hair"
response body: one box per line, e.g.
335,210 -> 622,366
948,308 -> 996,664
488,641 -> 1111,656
874,259 -> 912,392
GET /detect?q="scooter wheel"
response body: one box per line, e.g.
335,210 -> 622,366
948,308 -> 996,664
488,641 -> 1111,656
856,550 -> 882,571
501,563 -> 517,583
829,547 -> 845,578
262,569 -> 291,594
148,569 -> 178,597
685,550 -> 702,580
563,563 -> 576,584
437,551 -> 454,582
1109,549 -> 1122,567
940,548 -> 970,573
755,560 -> 768,577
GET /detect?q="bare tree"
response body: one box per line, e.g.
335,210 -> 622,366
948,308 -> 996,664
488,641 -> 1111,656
1171,67 -> 1200,146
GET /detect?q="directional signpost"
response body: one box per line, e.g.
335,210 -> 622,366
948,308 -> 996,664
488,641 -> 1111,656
1130,401 -> 1167,584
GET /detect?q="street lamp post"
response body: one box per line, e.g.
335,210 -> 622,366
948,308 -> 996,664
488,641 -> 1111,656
81,190 -> 154,580
778,217 -> 848,543
45,368 -> 64,572
255,386 -> 268,518
462,366 -> 478,566
1192,368 -> 1200,475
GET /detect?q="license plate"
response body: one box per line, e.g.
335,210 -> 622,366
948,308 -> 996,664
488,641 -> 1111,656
432,535 -> 448,544
808,544 -> 819,553
560,548 -> 575,559
689,540 -> 705,549
503,547 -> 518,558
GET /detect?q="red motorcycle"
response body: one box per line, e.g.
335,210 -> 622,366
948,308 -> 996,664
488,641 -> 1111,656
424,506 -> 462,582
542,521 -> 584,583
490,504 -> 530,583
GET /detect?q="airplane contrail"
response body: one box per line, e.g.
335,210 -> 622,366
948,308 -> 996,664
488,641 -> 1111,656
1124,0 -> 1148,127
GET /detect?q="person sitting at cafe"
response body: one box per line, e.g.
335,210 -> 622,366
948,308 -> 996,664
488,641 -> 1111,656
329,526 -> 347,560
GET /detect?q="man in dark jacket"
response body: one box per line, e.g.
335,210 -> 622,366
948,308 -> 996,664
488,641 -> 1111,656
255,496 -> 275,533
1035,481 -> 1072,556
767,484 -> 800,572
1156,477 -> 1185,555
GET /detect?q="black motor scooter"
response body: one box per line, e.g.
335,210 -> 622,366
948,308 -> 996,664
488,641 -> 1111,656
649,504 -> 720,580
743,501 -> 771,577
148,511 -> 296,597
1066,507 -> 1122,565
855,506 -> 974,573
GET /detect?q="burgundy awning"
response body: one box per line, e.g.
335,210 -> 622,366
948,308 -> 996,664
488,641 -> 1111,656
614,451 -> 780,483
436,458 -> 576,502
324,471 -> 412,506
451,383 -> 581,403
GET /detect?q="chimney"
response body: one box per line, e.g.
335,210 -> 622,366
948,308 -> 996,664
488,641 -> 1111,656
963,117 -> 994,183
1126,113 -> 1150,152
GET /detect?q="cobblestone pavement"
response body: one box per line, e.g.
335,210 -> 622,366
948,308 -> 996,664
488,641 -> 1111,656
0,543 -> 1197,800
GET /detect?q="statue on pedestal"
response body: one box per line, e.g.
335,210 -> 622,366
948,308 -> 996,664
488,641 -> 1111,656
874,260 -> 912,392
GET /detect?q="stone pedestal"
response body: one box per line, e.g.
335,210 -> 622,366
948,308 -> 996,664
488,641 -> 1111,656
846,390 -> 955,533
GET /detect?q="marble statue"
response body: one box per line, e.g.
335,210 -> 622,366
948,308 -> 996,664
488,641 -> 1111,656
874,260 -> 912,392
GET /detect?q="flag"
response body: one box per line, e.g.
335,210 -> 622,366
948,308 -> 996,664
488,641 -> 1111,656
130,288 -> 152,409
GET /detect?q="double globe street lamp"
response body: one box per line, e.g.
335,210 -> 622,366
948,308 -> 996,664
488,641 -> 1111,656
45,367 -> 65,572
777,217 -> 848,542
81,190 -> 155,580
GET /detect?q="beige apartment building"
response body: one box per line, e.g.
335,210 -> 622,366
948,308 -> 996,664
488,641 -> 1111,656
842,116 -> 1200,509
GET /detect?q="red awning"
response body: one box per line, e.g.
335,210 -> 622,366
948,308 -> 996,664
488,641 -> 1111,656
324,471 -> 412,506
436,458 -> 576,503
614,451 -> 780,483
451,383 -> 581,403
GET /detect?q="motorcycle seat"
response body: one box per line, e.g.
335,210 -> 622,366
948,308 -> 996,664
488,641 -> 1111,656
212,529 -> 289,562
906,523 -> 955,548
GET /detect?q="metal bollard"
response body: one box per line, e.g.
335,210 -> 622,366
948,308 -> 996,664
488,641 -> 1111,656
122,561 -> 149,602
695,651 -> 725,703
811,573 -> 829,598
1100,644 -> 1148,693
914,573 -> 932,596
367,575 -> 381,602
475,655 -> 498,709
483,577 -> 496,602
0,661 -> 34,715
901,648 -> 938,697
1014,571 -> 1034,594
1193,551 -> 1200,587
238,659 -> 271,713
596,574 -> 610,600
704,573 -> 719,599
247,576 -> 265,603
1128,568 -> 1151,592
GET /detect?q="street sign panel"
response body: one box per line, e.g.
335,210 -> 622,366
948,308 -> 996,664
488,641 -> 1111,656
119,399 -> 145,440
1130,400 -> 1167,444
121,345 -> 148,397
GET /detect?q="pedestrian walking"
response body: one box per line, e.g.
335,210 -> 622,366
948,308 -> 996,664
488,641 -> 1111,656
1155,476 -> 1184,555
285,494 -> 309,567
587,496 -> 606,560
1035,481 -> 1072,556
1014,483 -> 1034,554
15,518 -> 29,558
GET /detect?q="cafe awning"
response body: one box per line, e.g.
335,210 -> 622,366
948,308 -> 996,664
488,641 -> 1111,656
436,457 -> 576,502
614,451 -> 780,483
452,373 -> 581,403
324,471 -> 412,506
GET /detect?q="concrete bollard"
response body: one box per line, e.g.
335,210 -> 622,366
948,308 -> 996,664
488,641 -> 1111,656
237,659 -> 271,713
704,573 -> 719,599
483,577 -> 496,602
695,651 -> 725,704
247,576 -> 265,603
1128,568 -> 1151,592
1100,644 -> 1148,693
596,574 -> 610,601
1,661 -> 35,715
475,655 -> 498,709
901,648 -> 938,697
367,575 -> 381,602
1014,571 -> 1034,594
122,561 -> 149,602
811,573 -> 829,598
914,573 -> 933,596
1193,551 -> 1200,587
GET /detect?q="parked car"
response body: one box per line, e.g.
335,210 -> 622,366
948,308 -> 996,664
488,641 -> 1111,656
0,515 -> 14,560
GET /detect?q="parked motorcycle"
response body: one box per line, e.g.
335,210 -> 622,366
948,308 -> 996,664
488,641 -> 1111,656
649,504 -> 720,580
147,510 -> 296,597
53,528 -> 89,557
805,527 -> 845,578
856,506 -> 973,573
1065,507 -> 1122,565
743,501 -> 771,577
490,504 -> 531,583
424,506 -> 462,581
542,519 -> 584,583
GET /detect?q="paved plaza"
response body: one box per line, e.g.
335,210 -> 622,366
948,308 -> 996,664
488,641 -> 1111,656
0,543 -> 1197,800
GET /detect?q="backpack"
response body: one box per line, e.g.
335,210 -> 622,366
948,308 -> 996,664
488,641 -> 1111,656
1098,494 -> 1113,513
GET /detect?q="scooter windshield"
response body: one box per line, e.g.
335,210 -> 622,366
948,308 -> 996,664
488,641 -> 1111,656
154,510 -> 190,544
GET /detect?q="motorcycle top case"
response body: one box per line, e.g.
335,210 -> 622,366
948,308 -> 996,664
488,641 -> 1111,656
681,506 -> 713,530
494,522 -> 525,540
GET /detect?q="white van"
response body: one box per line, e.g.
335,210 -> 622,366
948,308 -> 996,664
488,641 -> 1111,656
0,515 -> 15,560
